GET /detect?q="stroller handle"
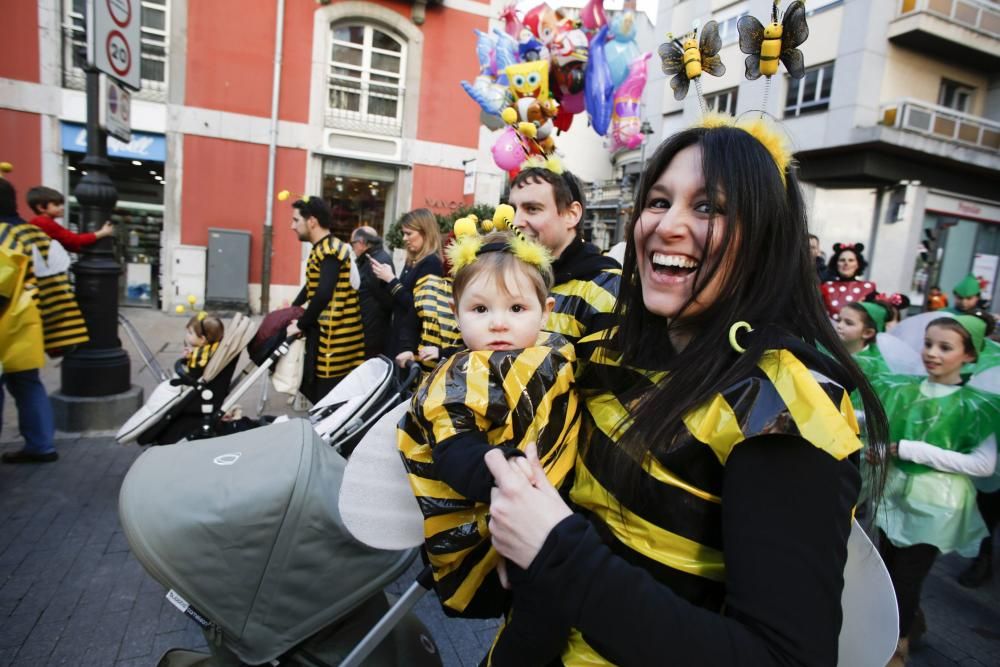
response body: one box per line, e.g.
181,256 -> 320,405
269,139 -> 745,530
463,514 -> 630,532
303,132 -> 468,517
398,361 -> 422,394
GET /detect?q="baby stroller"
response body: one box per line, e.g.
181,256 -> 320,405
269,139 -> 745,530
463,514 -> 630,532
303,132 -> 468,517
293,356 -> 421,456
119,418 -> 441,666
117,313 -> 294,446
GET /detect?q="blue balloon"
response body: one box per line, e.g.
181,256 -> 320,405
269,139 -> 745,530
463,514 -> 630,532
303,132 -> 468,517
605,12 -> 641,87
585,25 -> 614,137
473,29 -> 496,76
493,29 -> 520,82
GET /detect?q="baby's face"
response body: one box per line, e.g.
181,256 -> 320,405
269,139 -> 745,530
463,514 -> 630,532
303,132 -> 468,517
454,269 -> 553,352
185,326 -> 206,348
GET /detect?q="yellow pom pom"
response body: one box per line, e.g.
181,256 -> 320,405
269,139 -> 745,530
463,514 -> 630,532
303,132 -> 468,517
518,122 -> 537,139
0,161 -> 12,174
302,195 -> 310,203
467,214 -> 478,223
544,156 -> 564,175
187,294 -> 197,305
277,190 -> 290,201
481,218 -> 495,232
453,217 -> 477,238
445,235 -> 483,274
197,311 -> 208,321
493,204 -> 515,231
175,305 -> 186,314
510,233 -> 553,272
501,107 -> 518,125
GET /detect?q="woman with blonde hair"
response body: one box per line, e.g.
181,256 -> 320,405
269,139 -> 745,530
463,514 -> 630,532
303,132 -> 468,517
371,208 -> 450,367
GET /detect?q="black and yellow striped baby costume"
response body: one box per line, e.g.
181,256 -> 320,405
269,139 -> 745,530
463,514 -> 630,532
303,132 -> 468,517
398,332 -> 580,616
0,220 -> 89,354
304,234 -> 364,379
185,341 -> 219,377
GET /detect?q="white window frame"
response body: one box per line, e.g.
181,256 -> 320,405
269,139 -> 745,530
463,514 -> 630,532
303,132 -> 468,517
785,62 -> 834,117
715,11 -> 749,46
938,79 -> 975,114
705,88 -> 739,115
328,23 -> 406,129
63,0 -> 170,97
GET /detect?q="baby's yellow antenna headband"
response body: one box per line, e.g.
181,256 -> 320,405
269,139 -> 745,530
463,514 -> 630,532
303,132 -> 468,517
446,205 -> 551,275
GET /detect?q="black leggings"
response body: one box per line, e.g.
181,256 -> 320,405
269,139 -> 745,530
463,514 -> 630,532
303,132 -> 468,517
877,531 -> 939,637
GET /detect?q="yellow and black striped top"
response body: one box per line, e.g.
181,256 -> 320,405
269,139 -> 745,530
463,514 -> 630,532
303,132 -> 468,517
546,269 -> 620,347
544,330 -> 862,665
398,332 -> 580,615
305,235 -> 364,379
0,220 -> 89,354
412,273 -> 462,371
185,341 -> 219,375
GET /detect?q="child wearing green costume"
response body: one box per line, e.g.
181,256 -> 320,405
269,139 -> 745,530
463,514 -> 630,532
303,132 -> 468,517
874,313 -> 1000,665
836,300 -> 892,411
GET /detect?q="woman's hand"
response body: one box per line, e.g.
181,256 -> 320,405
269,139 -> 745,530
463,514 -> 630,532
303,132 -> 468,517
418,346 -> 440,363
369,257 -> 394,283
485,442 -> 572,570
286,320 -> 301,338
395,350 -> 415,367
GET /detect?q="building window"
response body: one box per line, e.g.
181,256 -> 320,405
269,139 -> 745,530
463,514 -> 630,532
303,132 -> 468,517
785,62 -> 834,117
705,88 -> 738,115
328,23 -> 406,136
938,79 -> 974,113
715,12 -> 748,46
63,0 -> 169,99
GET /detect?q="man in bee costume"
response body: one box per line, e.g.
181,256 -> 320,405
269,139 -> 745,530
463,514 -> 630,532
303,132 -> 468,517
286,197 -> 364,403
398,224 -> 580,665
507,164 -> 620,348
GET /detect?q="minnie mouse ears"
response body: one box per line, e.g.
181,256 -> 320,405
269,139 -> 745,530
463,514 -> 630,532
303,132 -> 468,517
833,242 -> 865,253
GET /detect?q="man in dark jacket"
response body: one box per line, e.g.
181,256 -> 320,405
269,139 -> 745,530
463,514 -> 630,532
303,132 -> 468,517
508,168 -> 621,347
350,226 -> 394,358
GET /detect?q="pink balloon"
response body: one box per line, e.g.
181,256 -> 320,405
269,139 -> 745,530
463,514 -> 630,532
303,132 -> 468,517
492,127 -> 528,171
580,0 -> 607,31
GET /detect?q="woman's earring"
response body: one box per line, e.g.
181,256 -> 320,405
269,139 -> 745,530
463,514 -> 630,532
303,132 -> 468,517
728,321 -> 753,353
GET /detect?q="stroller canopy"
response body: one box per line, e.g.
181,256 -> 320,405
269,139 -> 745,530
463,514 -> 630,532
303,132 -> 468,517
119,418 -> 412,664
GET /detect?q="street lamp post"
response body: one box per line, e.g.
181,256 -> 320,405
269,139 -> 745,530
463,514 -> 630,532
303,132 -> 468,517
638,120 -> 655,169
51,64 -> 142,431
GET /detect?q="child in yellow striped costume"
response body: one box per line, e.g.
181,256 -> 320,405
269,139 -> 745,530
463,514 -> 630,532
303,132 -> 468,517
398,228 -> 579,664
182,313 -> 223,379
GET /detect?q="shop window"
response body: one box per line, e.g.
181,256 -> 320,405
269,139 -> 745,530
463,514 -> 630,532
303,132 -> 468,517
322,159 -> 397,242
327,23 -> 406,136
705,88 -> 738,115
785,62 -> 834,117
63,0 -> 169,100
66,153 -> 165,308
938,79 -> 974,113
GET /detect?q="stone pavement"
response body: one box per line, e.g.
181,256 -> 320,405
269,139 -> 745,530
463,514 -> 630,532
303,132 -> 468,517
2,308 -> 999,666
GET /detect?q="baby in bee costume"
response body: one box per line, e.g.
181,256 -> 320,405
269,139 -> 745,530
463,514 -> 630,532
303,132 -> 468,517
398,212 -> 579,665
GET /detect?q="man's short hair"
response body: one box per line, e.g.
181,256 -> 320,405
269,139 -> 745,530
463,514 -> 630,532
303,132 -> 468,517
26,186 -> 64,214
292,197 -> 331,230
509,168 -> 586,215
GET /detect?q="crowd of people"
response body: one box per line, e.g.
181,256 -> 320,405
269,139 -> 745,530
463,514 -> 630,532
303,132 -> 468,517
4,115 -> 999,666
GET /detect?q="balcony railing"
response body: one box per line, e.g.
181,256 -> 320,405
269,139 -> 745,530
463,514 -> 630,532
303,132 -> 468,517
588,179 -> 625,203
897,0 -> 1000,38
880,98 -> 1000,152
326,82 -> 405,138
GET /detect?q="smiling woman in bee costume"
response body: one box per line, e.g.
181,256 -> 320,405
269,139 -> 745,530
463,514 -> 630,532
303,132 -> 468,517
477,36 -> 891,662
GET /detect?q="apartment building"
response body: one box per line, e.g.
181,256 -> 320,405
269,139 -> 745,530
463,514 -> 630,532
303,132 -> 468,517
655,0 -> 1000,306
1,0 -> 490,312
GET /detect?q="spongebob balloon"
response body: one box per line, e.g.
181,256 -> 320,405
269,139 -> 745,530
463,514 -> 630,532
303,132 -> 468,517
500,60 -> 559,155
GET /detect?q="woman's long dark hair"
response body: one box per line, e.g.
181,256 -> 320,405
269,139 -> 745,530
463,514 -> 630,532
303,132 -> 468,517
605,125 -> 887,502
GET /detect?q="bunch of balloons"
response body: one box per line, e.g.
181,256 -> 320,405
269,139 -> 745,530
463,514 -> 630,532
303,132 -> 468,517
462,1 -> 653,171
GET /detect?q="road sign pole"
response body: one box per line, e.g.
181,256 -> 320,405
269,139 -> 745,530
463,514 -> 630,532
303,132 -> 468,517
52,63 -> 141,429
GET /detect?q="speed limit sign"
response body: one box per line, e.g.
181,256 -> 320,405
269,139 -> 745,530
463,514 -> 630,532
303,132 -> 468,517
88,0 -> 141,90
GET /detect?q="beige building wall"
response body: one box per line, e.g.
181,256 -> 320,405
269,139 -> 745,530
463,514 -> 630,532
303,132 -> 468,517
879,45 -> 991,115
